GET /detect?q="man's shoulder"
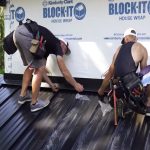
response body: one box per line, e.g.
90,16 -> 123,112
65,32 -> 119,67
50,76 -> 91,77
133,42 -> 144,47
132,42 -> 147,59
133,42 -> 146,50
56,55 -> 64,63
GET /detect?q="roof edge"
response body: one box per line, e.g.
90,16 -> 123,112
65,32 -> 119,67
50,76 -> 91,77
3,73 -> 102,92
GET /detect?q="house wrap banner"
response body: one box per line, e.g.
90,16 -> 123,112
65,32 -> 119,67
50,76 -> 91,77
4,0 -> 150,78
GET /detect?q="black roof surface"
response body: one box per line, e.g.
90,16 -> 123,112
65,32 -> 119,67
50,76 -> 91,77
0,75 -> 150,150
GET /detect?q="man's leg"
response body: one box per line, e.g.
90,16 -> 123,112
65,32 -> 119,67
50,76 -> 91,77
30,67 -> 50,112
20,66 -> 33,96
31,67 -> 43,104
18,66 -> 33,104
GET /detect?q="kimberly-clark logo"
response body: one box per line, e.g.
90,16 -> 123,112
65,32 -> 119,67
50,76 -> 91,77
15,7 -> 25,22
7,5 -> 25,22
108,0 -> 150,21
42,0 -> 86,23
74,3 -> 86,20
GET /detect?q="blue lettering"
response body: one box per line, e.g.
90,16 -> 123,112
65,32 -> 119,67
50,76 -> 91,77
131,2 -> 137,14
134,16 -> 138,20
60,7 -> 65,17
133,15 -> 145,20
148,1 -> 150,14
118,3 -> 124,14
64,0 -> 73,4
56,7 -> 60,17
125,2 -> 130,14
109,1 -> 150,16
109,3 -> 114,15
139,1 -> 142,13
119,16 -> 132,21
10,10 -> 15,19
48,8 -> 51,17
66,6 -> 73,17
43,8 -> 47,18
42,5 -> 76,18
141,1 -> 147,13
51,7 -> 56,18
138,1 -> 147,13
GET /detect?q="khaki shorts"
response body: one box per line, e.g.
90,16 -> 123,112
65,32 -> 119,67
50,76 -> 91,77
14,25 -> 45,68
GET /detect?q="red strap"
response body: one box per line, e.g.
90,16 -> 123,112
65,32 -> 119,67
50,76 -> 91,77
39,36 -> 43,48
113,89 -> 118,126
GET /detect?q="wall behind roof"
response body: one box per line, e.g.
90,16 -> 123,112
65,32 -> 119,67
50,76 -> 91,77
4,0 -> 150,79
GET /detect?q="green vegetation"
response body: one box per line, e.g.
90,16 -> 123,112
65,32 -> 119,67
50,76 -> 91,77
0,7 -> 4,74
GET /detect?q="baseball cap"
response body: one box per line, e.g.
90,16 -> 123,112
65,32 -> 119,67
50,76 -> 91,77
59,38 -> 71,55
121,28 -> 137,44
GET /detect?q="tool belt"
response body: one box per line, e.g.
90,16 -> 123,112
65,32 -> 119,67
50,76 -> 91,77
121,72 -> 144,98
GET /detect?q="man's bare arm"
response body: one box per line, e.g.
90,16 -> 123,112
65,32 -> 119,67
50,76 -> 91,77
132,42 -> 148,70
98,64 -> 115,95
140,44 -> 148,70
98,46 -> 121,95
56,55 -> 84,92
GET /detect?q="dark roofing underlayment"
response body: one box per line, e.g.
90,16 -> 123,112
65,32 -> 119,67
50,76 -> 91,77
0,75 -> 150,150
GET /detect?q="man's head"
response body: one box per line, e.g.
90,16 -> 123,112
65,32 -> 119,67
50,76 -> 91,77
59,38 -> 71,55
121,28 -> 137,44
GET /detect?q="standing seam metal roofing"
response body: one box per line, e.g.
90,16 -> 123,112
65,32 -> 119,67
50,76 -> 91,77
0,75 -> 150,150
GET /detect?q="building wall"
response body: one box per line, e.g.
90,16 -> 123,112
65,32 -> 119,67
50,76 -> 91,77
4,0 -> 150,79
